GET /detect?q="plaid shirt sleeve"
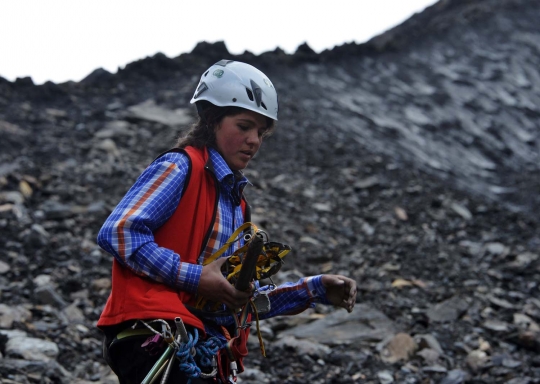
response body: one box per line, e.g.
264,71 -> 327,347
97,152 -> 202,294
257,275 -> 330,319
203,275 -> 330,332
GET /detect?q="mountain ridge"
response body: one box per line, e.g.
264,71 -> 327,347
1,1 -> 540,381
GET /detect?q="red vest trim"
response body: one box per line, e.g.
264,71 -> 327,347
97,146 -> 246,332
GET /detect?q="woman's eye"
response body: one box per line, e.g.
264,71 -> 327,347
238,125 -> 249,131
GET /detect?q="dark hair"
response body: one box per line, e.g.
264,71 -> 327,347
176,101 -> 275,149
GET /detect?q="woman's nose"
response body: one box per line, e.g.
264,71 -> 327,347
246,129 -> 260,145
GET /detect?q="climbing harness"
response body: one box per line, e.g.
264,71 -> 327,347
132,318 -> 224,384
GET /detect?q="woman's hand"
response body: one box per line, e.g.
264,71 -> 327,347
197,257 -> 252,310
321,275 -> 357,313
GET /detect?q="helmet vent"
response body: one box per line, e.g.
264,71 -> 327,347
250,80 -> 263,107
245,88 -> 254,101
215,59 -> 235,67
261,102 -> 267,110
194,82 -> 208,98
204,71 -> 209,77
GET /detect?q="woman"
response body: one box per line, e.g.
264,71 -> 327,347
97,60 -> 357,383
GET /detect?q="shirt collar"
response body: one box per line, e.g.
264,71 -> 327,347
208,147 -> 249,193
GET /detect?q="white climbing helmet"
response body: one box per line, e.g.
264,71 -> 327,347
190,60 -> 279,121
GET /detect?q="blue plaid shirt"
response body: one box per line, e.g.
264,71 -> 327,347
97,147 -> 328,329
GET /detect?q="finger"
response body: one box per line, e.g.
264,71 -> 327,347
341,296 -> 354,313
342,279 -> 356,312
228,288 -> 252,307
341,278 -> 355,297
341,277 -> 355,292
348,284 -> 357,302
226,297 -> 250,310
213,257 -> 228,267
236,282 -> 255,294
347,291 -> 357,311
232,289 -> 251,299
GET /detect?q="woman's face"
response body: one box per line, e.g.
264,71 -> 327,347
214,110 -> 268,171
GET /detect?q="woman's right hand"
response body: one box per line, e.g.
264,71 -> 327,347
197,257 -> 252,310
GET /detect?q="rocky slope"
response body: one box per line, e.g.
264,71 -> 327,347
1,0 -> 539,383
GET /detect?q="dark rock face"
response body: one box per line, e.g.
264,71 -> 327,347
1,0 -> 540,382
307,0 -> 540,215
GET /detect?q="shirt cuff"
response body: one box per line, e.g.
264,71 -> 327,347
306,275 -> 331,305
176,262 -> 203,294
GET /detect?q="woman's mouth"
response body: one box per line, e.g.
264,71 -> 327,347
240,151 -> 253,159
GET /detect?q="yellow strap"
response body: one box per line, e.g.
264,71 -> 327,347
196,222 -> 258,309
202,222 -> 258,266
250,300 -> 266,357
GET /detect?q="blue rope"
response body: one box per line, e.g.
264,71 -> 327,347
176,330 -> 200,381
196,336 -> 223,367
176,328 -> 225,383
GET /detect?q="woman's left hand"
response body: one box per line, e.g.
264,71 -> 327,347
321,275 -> 357,313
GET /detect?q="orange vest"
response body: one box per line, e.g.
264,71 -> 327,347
97,146 -> 247,332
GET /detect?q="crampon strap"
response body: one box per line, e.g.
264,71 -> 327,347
195,222 -> 290,309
